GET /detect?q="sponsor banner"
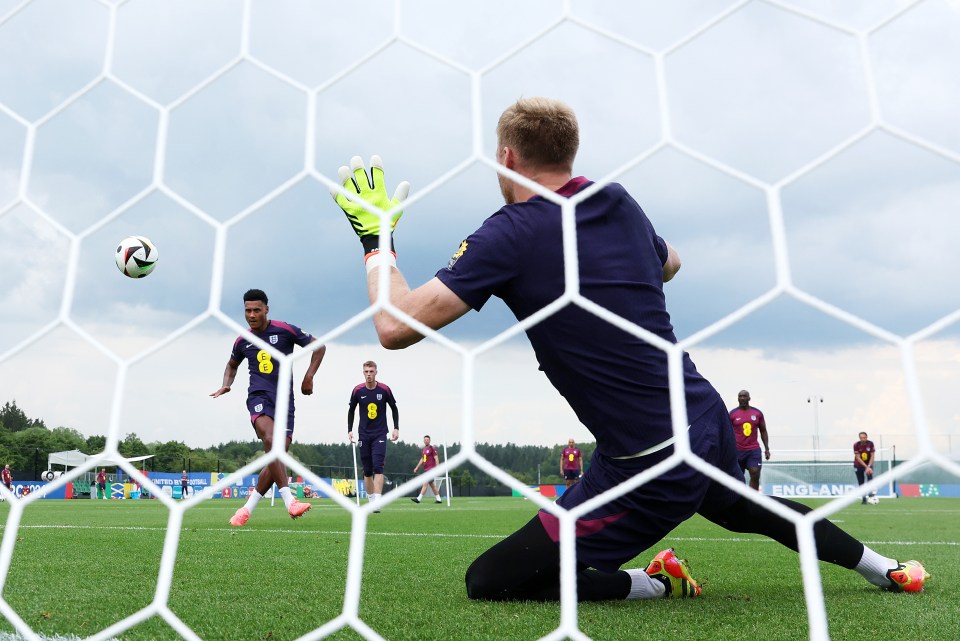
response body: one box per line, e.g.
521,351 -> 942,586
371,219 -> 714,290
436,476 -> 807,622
898,484 -> 960,498
301,478 -> 361,499
10,482 -> 72,499
765,483 -> 894,498
8,476 -> 363,500
512,485 -> 568,498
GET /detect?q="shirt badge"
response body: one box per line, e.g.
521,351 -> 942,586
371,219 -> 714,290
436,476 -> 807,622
269,335 -> 279,344
447,240 -> 468,269
377,393 -> 383,401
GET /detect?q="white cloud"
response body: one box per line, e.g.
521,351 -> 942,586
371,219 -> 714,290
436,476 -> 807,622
0,2 -> 958,471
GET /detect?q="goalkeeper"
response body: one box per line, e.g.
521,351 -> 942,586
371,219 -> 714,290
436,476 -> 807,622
332,97 -> 929,600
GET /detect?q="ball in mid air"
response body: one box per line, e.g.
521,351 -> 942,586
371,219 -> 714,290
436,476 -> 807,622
115,236 -> 158,278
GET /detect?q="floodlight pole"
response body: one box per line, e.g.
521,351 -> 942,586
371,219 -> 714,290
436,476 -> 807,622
807,395 -> 823,462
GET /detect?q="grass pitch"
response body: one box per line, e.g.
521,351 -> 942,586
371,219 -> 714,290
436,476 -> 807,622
0,496 -> 954,641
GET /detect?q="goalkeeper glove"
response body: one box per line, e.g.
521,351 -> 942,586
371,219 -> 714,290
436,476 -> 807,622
333,155 -> 410,267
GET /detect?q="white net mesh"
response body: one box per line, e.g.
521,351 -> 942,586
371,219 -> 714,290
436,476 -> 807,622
1,1 -> 959,640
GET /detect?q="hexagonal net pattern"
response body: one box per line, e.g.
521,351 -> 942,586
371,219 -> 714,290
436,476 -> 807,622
0,2 -> 958,641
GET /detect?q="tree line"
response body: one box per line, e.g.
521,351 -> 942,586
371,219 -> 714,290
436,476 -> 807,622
1,400 -> 594,488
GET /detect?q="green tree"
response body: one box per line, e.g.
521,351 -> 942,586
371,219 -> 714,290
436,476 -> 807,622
152,441 -> 191,472
86,435 -> 107,453
453,469 -> 476,496
9,427 -> 52,476
186,448 -> 220,473
0,400 -> 45,432
48,426 -> 87,452
119,433 -> 149,458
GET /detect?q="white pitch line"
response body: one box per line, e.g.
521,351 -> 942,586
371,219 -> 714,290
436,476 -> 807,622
0,635 -> 119,641
4,524 -> 958,546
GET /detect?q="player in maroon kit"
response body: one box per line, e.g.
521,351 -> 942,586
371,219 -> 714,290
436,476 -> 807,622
853,432 -> 875,504
728,390 -> 770,491
96,468 -> 107,500
212,289 -> 326,526
411,434 -> 443,504
2,464 -> 13,499
560,439 -> 583,489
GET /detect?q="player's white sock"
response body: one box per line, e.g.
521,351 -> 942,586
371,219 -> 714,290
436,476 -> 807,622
855,546 -> 898,588
624,569 -> 666,599
416,493 -> 424,501
244,490 -> 263,513
279,486 -> 294,508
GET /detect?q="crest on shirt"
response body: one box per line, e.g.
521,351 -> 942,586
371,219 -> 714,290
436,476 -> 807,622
447,240 -> 468,269
254,403 -> 264,413
376,393 -> 383,401
269,335 -> 278,345
751,414 -> 757,421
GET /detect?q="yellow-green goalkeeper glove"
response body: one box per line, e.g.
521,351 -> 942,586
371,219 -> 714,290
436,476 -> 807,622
333,155 -> 410,262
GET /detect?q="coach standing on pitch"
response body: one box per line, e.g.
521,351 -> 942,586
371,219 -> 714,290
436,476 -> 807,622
331,97 -> 929,600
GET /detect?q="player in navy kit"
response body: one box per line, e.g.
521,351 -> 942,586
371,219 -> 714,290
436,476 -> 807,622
729,390 -> 770,491
347,360 -> 399,511
211,289 -> 326,526
332,98 -> 929,599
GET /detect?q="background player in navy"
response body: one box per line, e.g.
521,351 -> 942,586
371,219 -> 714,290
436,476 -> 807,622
411,434 -> 443,504
211,288 -> 326,526
347,360 -> 399,511
333,97 -> 928,599
728,390 -> 770,491
854,431 -> 876,504
180,470 -> 189,500
560,439 -> 583,489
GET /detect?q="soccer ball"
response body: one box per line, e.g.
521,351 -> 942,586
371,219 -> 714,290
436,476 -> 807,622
866,495 -> 880,505
115,236 -> 158,278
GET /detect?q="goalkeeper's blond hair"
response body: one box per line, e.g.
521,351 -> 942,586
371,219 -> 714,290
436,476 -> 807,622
497,97 -> 579,172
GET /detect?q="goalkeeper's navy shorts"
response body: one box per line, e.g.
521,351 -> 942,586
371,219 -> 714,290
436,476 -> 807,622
538,398 -> 744,573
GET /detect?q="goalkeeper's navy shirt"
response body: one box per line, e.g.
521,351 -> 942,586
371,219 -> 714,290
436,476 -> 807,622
230,320 -> 315,405
436,177 -> 719,458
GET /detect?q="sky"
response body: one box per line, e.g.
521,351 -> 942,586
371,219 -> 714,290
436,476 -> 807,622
0,0 -> 958,463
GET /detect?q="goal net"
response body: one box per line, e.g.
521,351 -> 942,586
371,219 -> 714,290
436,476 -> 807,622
0,3 -> 957,641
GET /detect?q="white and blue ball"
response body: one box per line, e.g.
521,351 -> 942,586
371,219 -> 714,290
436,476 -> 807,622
115,236 -> 158,278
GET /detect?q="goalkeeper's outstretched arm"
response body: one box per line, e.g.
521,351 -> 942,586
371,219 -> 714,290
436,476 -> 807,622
332,154 -> 470,350
367,273 -> 469,350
